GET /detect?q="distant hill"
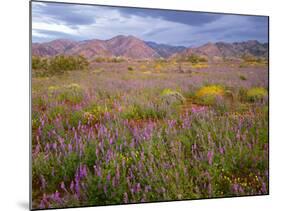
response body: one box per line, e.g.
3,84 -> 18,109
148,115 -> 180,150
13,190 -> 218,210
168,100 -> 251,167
32,36 -> 268,60
32,35 -> 161,59
145,41 -> 186,58
174,40 -> 268,61
32,39 -> 78,57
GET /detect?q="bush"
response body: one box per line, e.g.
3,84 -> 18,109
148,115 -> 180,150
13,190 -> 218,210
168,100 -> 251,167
32,55 -> 89,77
246,87 -> 267,102
187,54 -> 208,64
161,88 -> 185,105
94,57 -> 125,63
128,66 -> 134,71
195,85 -> 225,105
239,75 -> 247,80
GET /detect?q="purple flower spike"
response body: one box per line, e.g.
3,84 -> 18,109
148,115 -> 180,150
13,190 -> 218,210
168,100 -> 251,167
70,181 -> 75,193
124,192 -> 129,203
60,181 -> 67,192
106,173 -> 111,183
207,151 -> 214,165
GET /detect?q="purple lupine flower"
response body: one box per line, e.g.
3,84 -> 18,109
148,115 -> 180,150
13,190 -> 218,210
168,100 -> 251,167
144,185 -> 151,193
39,199 -> 45,209
70,181 -> 75,193
208,183 -> 212,196
167,119 -> 176,129
207,151 -> 214,165
232,183 -> 239,194
40,175 -> 46,190
82,165 -> 87,178
123,192 -> 129,203
60,181 -> 67,192
136,183 -> 141,192
106,173 -> 111,183
53,191 -> 61,203
34,144 -> 40,155
104,111 -> 110,120
75,181 -> 80,197
103,184 -> 107,194
52,142 -> 57,151
45,143 -> 50,153
219,147 -> 224,154
68,143 -> 72,153
261,182 -> 267,193
109,137 -> 114,145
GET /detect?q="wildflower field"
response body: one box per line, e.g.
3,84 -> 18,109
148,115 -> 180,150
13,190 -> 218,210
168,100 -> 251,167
32,61 -> 268,209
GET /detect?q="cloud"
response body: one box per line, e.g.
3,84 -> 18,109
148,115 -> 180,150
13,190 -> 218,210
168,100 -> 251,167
31,1 -> 268,46
116,7 -> 223,26
32,2 -> 96,29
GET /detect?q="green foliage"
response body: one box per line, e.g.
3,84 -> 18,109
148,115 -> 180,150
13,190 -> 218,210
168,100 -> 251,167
187,54 -> 208,64
32,56 -> 48,70
121,104 -> 166,120
32,55 -> 89,77
57,84 -> 84,104
246,87 -> 267,102
68,110 -> 84,128
48,105 -> 67,120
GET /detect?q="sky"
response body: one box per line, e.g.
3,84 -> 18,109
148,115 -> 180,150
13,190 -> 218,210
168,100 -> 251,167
32,1 -> 268,47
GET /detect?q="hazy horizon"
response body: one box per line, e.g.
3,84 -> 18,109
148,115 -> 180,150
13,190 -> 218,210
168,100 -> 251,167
32,1 -> 268,47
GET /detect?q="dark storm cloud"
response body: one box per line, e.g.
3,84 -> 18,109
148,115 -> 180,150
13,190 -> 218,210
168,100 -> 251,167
116,7 -> 223,26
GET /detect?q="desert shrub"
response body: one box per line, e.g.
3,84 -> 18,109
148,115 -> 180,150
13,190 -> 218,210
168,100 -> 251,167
240,55 -> 268,67
94,57 -> 107,63
111,57 -> 125,63
48,55 -> 87,74
246,87 -> 267,102
238,88 -> 248,102
242,55 -> 259,63
187,54 -> 208,64
32,56 -> 48,70
161,88 -> 185,105
32,55 -> 89,77
154,63 -> 163,72
239,75 -> 247,80
192,63 -> 208,69
239,63 -> 247,68
195,85 -> 225,105
128,66 -> 134,71
94,57 -> 125,63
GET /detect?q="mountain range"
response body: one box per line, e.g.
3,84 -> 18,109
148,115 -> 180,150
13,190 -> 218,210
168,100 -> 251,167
32,35 -> 268,60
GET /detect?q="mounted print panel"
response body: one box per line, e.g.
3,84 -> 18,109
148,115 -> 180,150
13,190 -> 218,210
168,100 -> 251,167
30,1 -> 269,210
